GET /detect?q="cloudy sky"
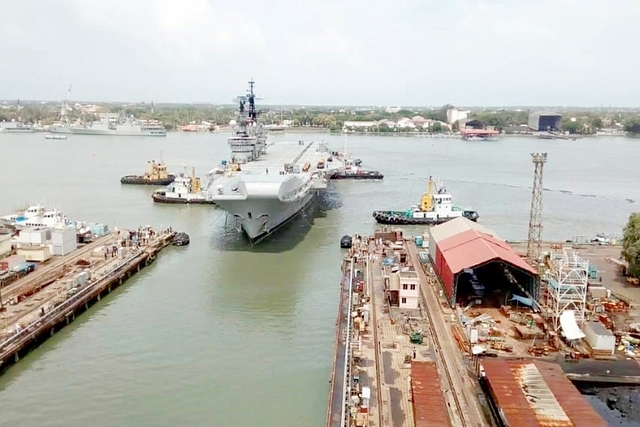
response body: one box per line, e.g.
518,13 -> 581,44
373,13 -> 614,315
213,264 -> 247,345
1,0 -> 637,106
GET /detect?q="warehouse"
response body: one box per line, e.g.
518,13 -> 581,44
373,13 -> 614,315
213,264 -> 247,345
429,218 -> 538,307
528,111 -> 562,131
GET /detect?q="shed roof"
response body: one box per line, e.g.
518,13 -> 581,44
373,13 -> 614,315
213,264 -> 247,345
430,217 -> 499,244
438,229 -> 537,276
482,359 -> 607,427
587,321 -> 613,337
531,111 -> 562,117
411,362 -> 450,427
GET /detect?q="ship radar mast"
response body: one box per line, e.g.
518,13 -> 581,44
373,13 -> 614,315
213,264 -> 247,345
247,78 -> 258,122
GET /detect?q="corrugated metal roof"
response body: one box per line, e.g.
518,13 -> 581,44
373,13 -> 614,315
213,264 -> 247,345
534,361 -> 608,427
438,229 -> 537,277
429,217 -> 500,245
411,362 -> 451,427
482,359 -> 608,427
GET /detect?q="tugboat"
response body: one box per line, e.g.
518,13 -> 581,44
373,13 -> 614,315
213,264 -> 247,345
152,167 -> 214,204
373,177 -> 478,225
172,232 -> 190,246
121,159 -> 175,185
330,155 -> 383,180
331,169 -> 384,180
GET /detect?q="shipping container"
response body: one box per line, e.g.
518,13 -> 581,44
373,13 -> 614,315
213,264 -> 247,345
584,321 -> 615,354
17,228 -> 48,246
17,246 -> 52,262
0,254 -> 26,271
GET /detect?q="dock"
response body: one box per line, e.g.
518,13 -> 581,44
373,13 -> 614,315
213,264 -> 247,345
327,228 -> 613,427
327,232 -> 488,427
0,227 -> 176,372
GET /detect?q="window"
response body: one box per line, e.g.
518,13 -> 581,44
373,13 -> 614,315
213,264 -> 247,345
402,284 -> 408,290
401,297 -> 407,304
410,284 -> 416,290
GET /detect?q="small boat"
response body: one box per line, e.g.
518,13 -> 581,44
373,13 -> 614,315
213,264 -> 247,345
152,168 -> 214,205
172,232 -> 190,246
331,169 -> 383,180
121,159 -> 175,185
44,134 -> 67,140
373,176 -> 478,225
340,235 -> 352,248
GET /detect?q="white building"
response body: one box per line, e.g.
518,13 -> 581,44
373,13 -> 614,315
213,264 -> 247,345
343,121 -> 378,129
0,233 -> 12,257
399,269 -> 420,309
446,108 -> 469,125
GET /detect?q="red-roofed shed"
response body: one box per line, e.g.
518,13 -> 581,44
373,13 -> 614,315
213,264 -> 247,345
432,226 -> 538,306
411,362 -> 451,427
481,359 -> 608,427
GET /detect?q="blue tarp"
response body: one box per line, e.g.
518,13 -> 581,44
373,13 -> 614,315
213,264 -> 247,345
510,294 -> 534,307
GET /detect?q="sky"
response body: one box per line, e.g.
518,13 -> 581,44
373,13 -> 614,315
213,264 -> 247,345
1,0 -> 638,106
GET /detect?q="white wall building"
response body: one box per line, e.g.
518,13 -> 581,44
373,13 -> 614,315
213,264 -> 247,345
446,108 -> 469,125
0,233 -> 12,257
399,269 -> 420,309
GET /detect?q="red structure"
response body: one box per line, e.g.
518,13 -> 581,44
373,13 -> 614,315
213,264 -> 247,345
430,222 -> 538,305
461,129 -> 500,140
482,359 -> 608,427
411,362 -> 451,427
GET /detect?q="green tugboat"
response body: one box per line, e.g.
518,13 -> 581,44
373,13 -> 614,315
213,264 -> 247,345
373,177 -> 478,225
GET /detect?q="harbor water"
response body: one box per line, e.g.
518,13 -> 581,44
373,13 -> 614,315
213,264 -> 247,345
0,132 -> 638,426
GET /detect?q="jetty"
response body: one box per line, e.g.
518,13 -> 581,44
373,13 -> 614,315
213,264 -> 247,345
326,226 -> 612,427
0,227 -> 177,373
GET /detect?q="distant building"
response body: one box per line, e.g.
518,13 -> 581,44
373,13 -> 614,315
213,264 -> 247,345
528,111 -> 562,131
386,106 -> 402,114
460,119 -> 485,130
446,108 -> 469,125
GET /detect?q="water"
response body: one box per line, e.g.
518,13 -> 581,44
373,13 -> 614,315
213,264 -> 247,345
0,132 -> 638,426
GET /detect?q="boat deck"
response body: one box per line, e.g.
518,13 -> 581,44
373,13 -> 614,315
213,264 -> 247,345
235,141 -> 343,176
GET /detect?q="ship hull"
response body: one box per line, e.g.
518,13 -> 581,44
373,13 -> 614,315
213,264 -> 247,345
331,171 -> 383,180
215,191 -> 315,244
373,210 -> 479,225
121,175 -> 175,185
51,127 -> 166,137
152,191 -> 214,204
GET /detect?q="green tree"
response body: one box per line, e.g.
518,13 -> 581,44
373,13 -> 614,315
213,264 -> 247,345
378,122 -> 391,132
591,117 -> 603,130
451,120 -> 460,132
624,120 -> 640,134
622,213 -> 640,277
431,122 -> 443,133
562,121 -> 580,134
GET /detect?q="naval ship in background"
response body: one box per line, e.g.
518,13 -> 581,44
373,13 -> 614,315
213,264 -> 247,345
206,80 -> 343,244
50,113 -> 166,137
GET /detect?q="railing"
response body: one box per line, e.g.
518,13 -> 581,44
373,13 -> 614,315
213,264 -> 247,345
0,248 -> 144,353
340,258 -> 354,427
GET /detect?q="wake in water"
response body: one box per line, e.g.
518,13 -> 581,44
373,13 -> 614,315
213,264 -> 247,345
394,174 -> 635,204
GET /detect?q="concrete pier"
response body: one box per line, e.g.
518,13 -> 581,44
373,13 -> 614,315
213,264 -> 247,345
327,233 -> 489,427
0,227 -> 176,373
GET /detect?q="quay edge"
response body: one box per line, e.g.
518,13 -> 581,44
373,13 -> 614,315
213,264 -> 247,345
0,228 -> 178,374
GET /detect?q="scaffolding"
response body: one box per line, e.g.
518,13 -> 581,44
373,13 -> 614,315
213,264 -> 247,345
526,152 -> 547,263
545,247 -> 589,331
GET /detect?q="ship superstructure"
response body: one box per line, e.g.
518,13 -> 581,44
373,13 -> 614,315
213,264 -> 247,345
207,80 -> 342,244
